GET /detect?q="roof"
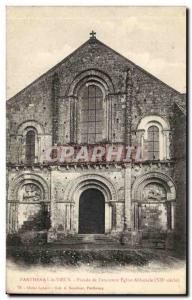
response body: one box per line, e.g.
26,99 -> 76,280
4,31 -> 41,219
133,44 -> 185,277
7,36 -> 184,103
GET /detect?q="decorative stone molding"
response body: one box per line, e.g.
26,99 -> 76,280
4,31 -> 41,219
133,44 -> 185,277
137,115 -> 170,131
67,69 -> 115,96
16,120 -> 45,163
61,174 -> 117,234
124,165 -> 132,230
17,120 -> 45,136
64,173 -> 118,203
137,115 -> 170,160
132,172 -> 176,202
68,70 -> 115,143
9,172 -> 50,201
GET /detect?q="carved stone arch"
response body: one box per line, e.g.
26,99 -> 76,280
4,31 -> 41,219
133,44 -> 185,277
16,120 -> 45,163
17,120 -> 45,136
136,115 -> 171,160
9,173 -> 50,201
77,182 -> 110,203
132,172 -> 176,202
137,115 -> 170,131
67,69 -> 115,96
76,76 -> 108,97
64,174 -> 117,234
68,70 -> 114,143
65,174 -> 118,203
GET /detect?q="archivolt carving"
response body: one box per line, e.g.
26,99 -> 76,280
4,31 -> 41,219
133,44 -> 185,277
17,120 -> 45,136
67,69 -> 115,96
64,174 -> 118,203
137,115 -> 170,131
132,172 -> 176,201
9,173 -> 49,201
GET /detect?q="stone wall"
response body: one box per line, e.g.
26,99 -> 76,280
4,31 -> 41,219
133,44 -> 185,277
6,38 -> 182,163
7,161 -> 175,236
6,37 -> 186,246
173,104 -> 186,250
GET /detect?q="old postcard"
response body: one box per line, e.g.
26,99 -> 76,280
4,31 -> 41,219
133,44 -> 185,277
6,6 -> 187,295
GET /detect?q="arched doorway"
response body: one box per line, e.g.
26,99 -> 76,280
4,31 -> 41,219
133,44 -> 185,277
79,188 -> 105,234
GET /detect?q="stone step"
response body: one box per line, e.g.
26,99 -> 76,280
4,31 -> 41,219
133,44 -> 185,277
54,234 -> 120,245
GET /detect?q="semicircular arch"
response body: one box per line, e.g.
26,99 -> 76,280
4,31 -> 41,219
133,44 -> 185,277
132,172 -> 176,202
64,174 -> 118,203
67,69 -> 115,96
9,173 -> 50,201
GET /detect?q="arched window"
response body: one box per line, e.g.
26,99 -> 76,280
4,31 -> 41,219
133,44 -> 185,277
25,130 -> 35,163
147,126 -> 160,160
17,121 -> 44,164
137,116 -> 170,160
80,84 -> 103,143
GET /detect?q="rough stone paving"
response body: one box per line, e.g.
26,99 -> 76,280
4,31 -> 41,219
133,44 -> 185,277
6,33 -> 186,251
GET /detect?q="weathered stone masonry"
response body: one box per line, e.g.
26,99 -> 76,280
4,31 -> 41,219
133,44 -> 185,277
6,35 -> 186,248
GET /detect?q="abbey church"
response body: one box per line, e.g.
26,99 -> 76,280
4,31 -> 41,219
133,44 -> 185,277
6,32 -> 186,249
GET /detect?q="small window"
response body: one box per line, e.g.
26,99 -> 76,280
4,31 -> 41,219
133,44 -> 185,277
137,116 -> 170,161
26,130 -> 35,163
147,126 -> 159,160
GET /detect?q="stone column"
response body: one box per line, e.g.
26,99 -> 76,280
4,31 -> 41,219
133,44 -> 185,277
121,164 -> 141,246
111,202 -> 116,232
134,202 -> 139,230
69,96 -> 76,143
165,201 -> 175,250
163,129 -> 170,160
124,69 -> 133,145
136,129 -> 145,160
47,168 -> 58,242
76,99 -> 81,143
124,164 -> 132,231
17,136 -> 23,164
171,201 -> 175,230
52,73 -> 60,145
103,95 -> 108,141
107,94 -> 113,142
70,203 -> 75,233
37,136 -> 41,163
105,202 -> 112,233
66,203 -> 71,231
8,202 -> 18,233
50,185 -> 57,228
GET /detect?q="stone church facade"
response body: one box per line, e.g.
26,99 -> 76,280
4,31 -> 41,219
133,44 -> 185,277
6,33 -> 186,248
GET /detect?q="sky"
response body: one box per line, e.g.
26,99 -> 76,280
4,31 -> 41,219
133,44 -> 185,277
6,6 -> 186,99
